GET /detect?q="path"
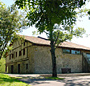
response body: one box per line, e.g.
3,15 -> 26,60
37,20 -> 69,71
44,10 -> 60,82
7,73 -> 90,86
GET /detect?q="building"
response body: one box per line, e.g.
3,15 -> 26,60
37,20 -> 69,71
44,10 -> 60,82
6,35 -> 90,74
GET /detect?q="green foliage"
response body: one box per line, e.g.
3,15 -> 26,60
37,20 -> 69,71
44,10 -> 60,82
0,2 -> 27,59
15,0 -> 86,41
45,77 -> 64,80
0,58 -> 5,73
0,73 -> 30,86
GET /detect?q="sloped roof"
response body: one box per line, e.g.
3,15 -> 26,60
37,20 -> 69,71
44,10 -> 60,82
20,35 -> 90,50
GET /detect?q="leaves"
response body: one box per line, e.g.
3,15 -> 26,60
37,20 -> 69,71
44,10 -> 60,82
15,0 -> 86,46
0,2 -> 27,59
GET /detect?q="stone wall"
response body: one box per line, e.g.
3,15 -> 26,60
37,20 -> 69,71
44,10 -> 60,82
33,45 -> 83,73
33,46 -> 52,74
6,39 -> 34,74
6,39 -> 90,74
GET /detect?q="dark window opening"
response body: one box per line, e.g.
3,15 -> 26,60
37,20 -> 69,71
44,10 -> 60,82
12,54 -> 14,58
16,52 -> 17,57
26,64 -> 28,70
9,55 -> 11,60
23,48 -> 25,55
18,64 -> 20,73
11,65 -> 13,73
24,42 -> 25,46
19,51 -> 22,56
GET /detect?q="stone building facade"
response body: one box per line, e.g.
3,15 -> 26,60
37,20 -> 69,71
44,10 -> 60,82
6,35 -> 90,74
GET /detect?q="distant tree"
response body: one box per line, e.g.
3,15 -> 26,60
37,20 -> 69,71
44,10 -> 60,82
15,0 -> 86,77
0,2 -> 27,59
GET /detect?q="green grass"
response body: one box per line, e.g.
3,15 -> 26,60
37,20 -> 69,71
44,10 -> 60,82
0,58 -> 5,73
0,73 -> 30,86
45,77 -> 64,80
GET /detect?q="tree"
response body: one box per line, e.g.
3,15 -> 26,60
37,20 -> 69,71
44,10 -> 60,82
15,0 -> 86,77
0,2 -> 27,59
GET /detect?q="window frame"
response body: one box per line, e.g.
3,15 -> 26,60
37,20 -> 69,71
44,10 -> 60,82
62,48 -> 81,55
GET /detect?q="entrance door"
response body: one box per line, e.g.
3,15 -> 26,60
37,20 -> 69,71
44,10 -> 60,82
11,65 -> 13,73
18,64 -> 20,74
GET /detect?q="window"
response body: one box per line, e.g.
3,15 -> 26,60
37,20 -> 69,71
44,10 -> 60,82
9,54 -> 11,60
23,48 -> 25,55
62,49 -> 70,54
62,48 -> 81,55
16,52 -> 17,57
12,54 -> 14,58
26,64 -> 28,70
71,50 -> 80,55
24,42 -> 25,46
19,51 -> 22,56
86,53 -> 90,58
86,53 -> 90,61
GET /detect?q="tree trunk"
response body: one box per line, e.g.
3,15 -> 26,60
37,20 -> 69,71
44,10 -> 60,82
50,40 -> 57,77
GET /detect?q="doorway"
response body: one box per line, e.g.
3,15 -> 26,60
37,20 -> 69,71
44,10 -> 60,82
18,64 -> 20,74
11,65 -> 13,73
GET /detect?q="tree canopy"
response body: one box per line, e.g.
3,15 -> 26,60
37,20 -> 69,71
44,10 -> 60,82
0,2 -> 27,59
15,0 -> 86,77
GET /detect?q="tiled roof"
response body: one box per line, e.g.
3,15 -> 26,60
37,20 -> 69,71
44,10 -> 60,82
20,35 -> 90,50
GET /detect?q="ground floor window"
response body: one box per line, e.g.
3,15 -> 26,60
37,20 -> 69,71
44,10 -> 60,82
18,64 -> 20,73
26,64 -> 28,70
11,65 -> 13,73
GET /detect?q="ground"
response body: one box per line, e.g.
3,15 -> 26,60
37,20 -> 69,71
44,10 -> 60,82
7,73 -> 90,86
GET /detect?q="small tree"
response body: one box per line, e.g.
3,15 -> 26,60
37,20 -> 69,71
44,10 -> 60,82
15,0 -> 86,77
0,2 -> 27,59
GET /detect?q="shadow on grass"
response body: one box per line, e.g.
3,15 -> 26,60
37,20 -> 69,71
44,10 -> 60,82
13,74 -> 90,86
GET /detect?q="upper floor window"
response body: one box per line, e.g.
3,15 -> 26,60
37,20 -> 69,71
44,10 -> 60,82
86,53 -> 90,58
71,50 -> 80,55
23,48 -> 25,55
24,42 -> 25,46
12,54 -> 14,58
16,52 -> 17,57
19,51 -> 22,56
62,48 -> 81,55
62,49 -> 70,54
9,54 -> 11,60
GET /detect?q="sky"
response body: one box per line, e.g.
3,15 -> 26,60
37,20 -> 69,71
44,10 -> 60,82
1,0 -> 90,47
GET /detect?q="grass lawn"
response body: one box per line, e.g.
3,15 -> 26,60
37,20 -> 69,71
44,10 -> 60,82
0,73 -> 30,86
45,77 -> 64,80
